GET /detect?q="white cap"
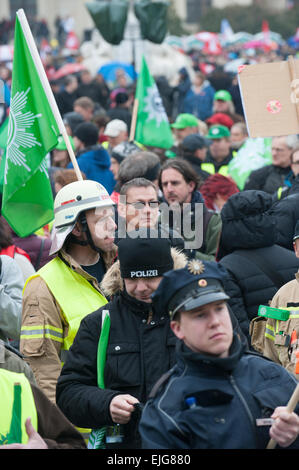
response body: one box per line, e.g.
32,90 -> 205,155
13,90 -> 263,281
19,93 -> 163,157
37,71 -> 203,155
104,119 -> 128,137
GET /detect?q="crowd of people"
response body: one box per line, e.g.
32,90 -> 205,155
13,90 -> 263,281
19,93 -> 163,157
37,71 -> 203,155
1,15 -> 299,451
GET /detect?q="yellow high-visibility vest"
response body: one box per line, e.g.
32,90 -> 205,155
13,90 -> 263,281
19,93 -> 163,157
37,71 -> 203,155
201,162 -> 229,176
22,256 -> 107,365
0,369 -> 38,446
22,257 -> 107,444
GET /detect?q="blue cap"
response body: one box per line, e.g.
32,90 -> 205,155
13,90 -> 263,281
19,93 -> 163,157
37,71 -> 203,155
152,260 -> 230,319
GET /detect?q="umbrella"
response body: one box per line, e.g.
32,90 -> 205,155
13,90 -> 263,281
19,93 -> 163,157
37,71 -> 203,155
98,61 -> 137,84
224,58 -> 247,74
254,31 -> 285,45
195,32 -> 222,55
288,27 -> 299,49
53,62 -> 86,80
164,35 -> 184,50
221,32 -> 254,47
184,35 -> 205,51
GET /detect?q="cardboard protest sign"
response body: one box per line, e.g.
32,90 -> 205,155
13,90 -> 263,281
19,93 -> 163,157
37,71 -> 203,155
238,56 -> 299,138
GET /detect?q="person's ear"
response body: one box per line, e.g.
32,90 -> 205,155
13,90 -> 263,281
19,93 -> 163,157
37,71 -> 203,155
118,201 -> 127,219
170,320 -> 184,340
72,220 -> 83,237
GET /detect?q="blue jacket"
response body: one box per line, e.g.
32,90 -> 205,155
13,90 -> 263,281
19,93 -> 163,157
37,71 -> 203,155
139,334 -> 299,449
68,145 -> 116,194
182,81 -> 215,121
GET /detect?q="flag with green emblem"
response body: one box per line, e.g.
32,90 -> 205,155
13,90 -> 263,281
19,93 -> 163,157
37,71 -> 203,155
134,56 -> 173,149
1,10 -> 59,237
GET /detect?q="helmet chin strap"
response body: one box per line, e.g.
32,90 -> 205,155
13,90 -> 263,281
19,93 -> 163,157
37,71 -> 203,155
71,212 -> 103,255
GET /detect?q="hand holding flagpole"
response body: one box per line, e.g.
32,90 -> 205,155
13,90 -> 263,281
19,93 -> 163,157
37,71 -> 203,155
267,383 -> 299,449
17,9 -> 83,181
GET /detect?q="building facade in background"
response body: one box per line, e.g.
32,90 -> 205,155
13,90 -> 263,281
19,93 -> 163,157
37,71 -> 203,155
0,0 -> 291,41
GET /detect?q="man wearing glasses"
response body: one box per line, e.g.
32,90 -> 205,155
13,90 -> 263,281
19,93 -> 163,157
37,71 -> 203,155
244,135 -> 299,195
116,178 -> 184,251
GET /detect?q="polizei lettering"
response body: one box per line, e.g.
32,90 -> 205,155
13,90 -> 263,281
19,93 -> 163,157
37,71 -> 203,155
130,270 -> 158,278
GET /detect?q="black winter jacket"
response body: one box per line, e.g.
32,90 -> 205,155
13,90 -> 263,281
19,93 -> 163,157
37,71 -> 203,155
270,192 -> 299,251
217,191 -> 299,341
244,164 -> 291,194
139,335 -> 299,449
56,291 -> 177,448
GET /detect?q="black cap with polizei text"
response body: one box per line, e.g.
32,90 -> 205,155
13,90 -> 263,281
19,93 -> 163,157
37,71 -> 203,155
117,228 -> 174,279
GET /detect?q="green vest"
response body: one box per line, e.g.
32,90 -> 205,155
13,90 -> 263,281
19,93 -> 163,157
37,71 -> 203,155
201,162 -> 229,177
23,256 -> 107,365
0,369 -> 38,445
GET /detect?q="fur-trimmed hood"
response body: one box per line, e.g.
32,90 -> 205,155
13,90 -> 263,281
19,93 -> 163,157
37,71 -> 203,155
100,248 -> 188,298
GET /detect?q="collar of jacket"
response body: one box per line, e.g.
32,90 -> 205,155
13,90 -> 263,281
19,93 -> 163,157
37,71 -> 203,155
120,289 -> 153,316
58,249 -> 115,294
100,248 -> 187,298
176,332 -> 245,374
205,150 -> 233,169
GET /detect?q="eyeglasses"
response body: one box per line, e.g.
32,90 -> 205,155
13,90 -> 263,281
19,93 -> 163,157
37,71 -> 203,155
292,161 -> 299,165
126,201 -> 160,210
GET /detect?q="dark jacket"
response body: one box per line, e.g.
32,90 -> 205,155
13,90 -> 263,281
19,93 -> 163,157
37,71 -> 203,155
160,191 -> 222,261
56,89 -> 78,116
68,145 -> 116,194
244,164 -> 292,194
180,154 -> 211,183
56,248 -> 187,449
270,192 -> 299,251
217,191 -> 299,341
139,334 -> 299,449
173,67 -> 191,115
11,233 -> 53,270
204,149 -> 234,173
30,382 -> 86,449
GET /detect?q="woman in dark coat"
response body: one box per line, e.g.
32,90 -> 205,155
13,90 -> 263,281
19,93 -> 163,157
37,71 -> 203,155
217,190 -> 299,343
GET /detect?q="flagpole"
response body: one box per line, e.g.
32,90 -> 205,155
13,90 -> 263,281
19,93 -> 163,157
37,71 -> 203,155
16,9 -> 83,181
129,98 -> 139,142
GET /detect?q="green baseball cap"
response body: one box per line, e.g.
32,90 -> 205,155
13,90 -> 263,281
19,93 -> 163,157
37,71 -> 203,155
214,90 -> 232,102
55,135 -> 75,151
207,124 -> 230,139
171,113 -> 199,129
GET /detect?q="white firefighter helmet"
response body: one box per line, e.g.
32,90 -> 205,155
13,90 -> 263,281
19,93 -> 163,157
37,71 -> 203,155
49,180 -> 114,255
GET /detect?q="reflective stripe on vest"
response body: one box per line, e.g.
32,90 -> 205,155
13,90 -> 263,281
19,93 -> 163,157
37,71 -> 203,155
22,257 -> 107,365
201,162 -> 229,176
277,187 -> 283,200
0,369 -> 38,445
265,323 -> 275,342
264,307 -> 299,342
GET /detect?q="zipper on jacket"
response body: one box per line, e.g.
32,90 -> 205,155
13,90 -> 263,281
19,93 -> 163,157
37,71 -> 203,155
229,374 -> 258,443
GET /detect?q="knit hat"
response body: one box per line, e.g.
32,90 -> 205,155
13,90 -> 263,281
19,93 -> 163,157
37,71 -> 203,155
73,122 -> 99,147
117,229 -> 174,279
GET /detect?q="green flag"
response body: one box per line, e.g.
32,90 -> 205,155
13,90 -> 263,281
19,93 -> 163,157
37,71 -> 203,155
0,117 -> 9,151
2,12 -> 59,237
228,137 -> 272,190
134,56 -> 173,149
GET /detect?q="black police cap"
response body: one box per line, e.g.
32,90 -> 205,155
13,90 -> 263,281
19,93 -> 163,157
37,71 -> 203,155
151,260 -> 230,319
